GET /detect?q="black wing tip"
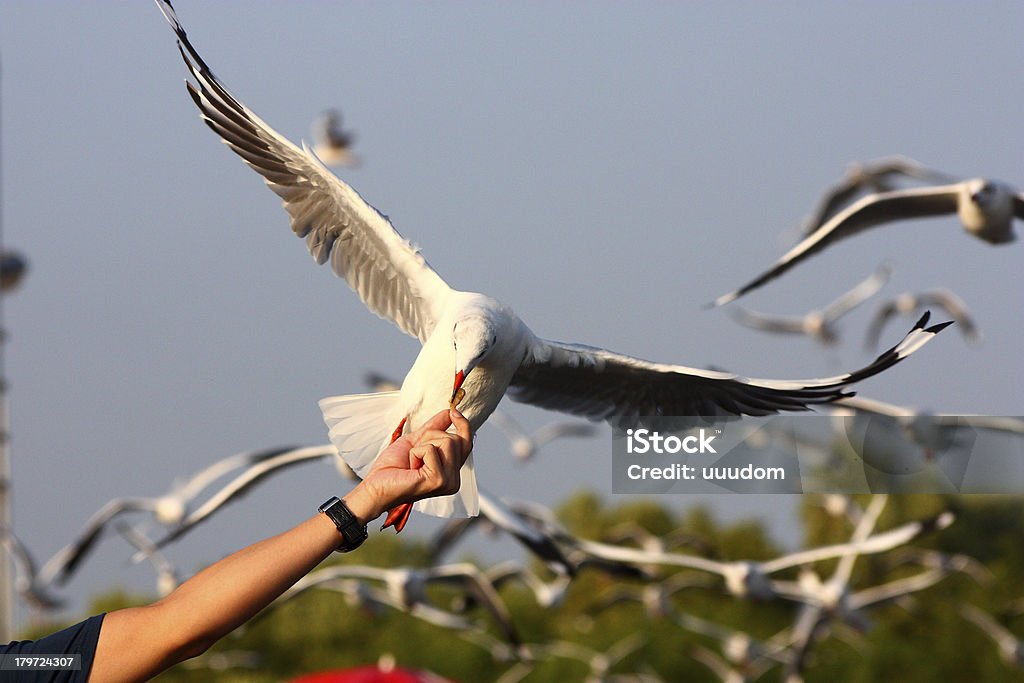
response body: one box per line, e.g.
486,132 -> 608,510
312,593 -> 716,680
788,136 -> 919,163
926,319 -> 956,335
912,311 -> 931,330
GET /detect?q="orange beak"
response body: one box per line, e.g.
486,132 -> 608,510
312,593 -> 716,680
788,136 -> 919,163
450,370 -> 466,405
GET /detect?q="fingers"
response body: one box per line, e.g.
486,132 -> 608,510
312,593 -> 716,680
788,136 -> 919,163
449,407 -> 473,466
404,408 -> 453,444
408,408 -> 472,496
411,442 -> 461,496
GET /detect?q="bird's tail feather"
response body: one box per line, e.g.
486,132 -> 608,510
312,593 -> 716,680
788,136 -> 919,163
319,391 -> 480,519
320,391 -> 404,477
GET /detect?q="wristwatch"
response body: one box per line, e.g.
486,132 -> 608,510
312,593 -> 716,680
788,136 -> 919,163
318,496 -> 368,552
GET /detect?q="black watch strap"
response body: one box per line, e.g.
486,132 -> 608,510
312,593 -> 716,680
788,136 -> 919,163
318,496 -> 368,552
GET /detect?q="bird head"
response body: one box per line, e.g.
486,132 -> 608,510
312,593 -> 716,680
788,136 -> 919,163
966,178 -> 999,207
451,315 -> 498,403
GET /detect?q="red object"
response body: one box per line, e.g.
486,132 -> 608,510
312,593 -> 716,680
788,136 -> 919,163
290,665 -> 457,683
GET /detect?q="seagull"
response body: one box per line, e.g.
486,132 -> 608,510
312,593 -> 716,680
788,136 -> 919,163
114,521 -> 179,597
568,508 -> 953,600
865,289 -> 981,350
259,574 -> 481,636
37,444 -> 305,584
486,410 -> 599,462
536,634 -> 646,683
143,445 -> 338,555
831,395 -> 1024,467
483,561 -> 572,609
797,156 -> 959,237
728,262 -> 890,346
882,547 -> 992,585
311,108 -> 360,168
0,527 -> 64,611
960,604 -> 1024,668
0,250 -> 28,293
428,488 -> 574,575
157,0 -> 950,534
271,563 -> 522,646
714,178 -> 1024,306
367,371 -> 598,462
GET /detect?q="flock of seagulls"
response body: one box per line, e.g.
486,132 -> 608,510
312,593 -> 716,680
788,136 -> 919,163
728,262 -> 891,346
713,173 -> 1023,307
3,432 -> 1020,679
4,3 -> 1022,681
154,0 -> 953,536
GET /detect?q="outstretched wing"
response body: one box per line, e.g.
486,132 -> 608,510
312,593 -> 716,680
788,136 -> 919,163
156,1 -> 452,342
509,313 -> 950,423
801,156 -> 960,236
714,185 -> 961,306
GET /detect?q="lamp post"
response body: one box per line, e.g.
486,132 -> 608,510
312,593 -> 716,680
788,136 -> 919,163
0,55 -> 28,642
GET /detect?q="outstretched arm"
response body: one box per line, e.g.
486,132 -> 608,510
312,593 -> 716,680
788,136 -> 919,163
89,408 -> 472,682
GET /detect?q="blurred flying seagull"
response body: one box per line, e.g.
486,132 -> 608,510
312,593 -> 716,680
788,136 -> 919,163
798,156 -> 959,237
483,561 -> 572,609
157,0 -> 950,534
832,395 -> 1024,441
311,108 -> 360,167
486,411 -> 598,462
44,445 -> 301,582
0,250 -> 28,293
260,575 -> 480,635
865,289 -> 980,351
429,489 -> 573,575
729,262 -> 890,345
143,445 -> 337,555
570,509 -> 953,600
114,521 -> 179,597
273,563 -> 522,646
0,527 -> 65,610
960,604 -> 1024,668
714,178 -> 1024,306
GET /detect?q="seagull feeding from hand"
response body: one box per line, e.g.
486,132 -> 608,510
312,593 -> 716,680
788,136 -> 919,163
311,108 -> 360,168
366,371 -> 598,462
728,262 -> 890,346
714,177 -> 1024,306
865,288 -> 981,351
157,0 -> 950,534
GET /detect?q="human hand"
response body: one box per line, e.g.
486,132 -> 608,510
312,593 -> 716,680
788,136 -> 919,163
344,408 -> 473,522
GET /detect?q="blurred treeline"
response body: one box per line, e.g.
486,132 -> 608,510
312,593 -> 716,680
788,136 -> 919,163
20,492 -> 1024,682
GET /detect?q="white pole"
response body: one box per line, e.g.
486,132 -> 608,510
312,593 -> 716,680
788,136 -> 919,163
0,53 -> 12,642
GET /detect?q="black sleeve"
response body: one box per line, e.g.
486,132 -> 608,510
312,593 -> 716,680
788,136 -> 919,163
0,613 -> 106,682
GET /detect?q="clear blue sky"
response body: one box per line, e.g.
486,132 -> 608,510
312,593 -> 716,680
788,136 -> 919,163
1,2 -> 1021,625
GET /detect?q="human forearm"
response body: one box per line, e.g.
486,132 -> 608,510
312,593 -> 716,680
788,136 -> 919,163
90,494 -> 374,682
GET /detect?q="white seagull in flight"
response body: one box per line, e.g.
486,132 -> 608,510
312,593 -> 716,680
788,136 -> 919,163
311,108 -> 360,168
156,0 -> 950,532
714,177 -> 1024,306
797,156 -> 959,237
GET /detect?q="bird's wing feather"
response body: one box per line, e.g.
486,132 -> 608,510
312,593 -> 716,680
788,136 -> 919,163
149,447 -> 332,552
509,313 -> 949,422
156,0 -> 451,341
823,262 -> 890,320
801,157 -> 959,236
714,185 -> 961,306
730,308 -> 809,335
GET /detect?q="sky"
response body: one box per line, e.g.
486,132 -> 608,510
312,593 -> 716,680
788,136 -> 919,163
0,1 -> 1021,629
